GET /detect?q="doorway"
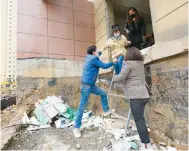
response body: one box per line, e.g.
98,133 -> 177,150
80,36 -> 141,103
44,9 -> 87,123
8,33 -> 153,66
106,0 -> 154,49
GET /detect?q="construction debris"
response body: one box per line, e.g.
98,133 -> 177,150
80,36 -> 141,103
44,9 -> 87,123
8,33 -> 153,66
22,95 -> 77,130
130,141 -> 139,150
111,139 -> 130,150
19,95 -> 174,151
76,144 -> 81,149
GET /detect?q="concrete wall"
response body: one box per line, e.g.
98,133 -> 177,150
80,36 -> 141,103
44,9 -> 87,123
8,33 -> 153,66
17,0 -> 95,62
150,0 -> 188,43
145,52 -> 188,149
114,13 -> 126,36
17,58 -> 83,77
145,23 -> 153,36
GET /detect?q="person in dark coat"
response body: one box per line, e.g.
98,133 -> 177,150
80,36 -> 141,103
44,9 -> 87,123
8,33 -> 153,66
124,7 -> 145,50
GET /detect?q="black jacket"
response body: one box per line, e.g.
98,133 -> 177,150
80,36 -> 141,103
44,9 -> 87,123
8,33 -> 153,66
124,18 -> 145,46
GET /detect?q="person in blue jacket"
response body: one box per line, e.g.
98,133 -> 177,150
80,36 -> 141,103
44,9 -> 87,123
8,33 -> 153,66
73,45 -> 116,138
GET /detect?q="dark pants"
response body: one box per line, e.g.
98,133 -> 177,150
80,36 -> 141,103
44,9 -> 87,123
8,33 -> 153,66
130,99 -> 150,143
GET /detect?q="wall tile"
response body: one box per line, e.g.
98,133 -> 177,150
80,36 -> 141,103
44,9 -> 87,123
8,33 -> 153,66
48,0 -> 73,8
17,52 -> 48,59
18,0 -> 47,18
96,33 -> 107,50
48,20 -> 74,39
48,4 -> 73,24
74,56 -> 85,62
94,0 -> 104,14
48,37 -> 74,55
73,0 -> 94,14
95,18 -> 106,41
18,14 -> 47,36
17,33 -> 47,53
74,25 -> 95,42
74,11 -> 94,28
49,54 -> 74,60
94,2 -> 105,27
74,41 -> 92,56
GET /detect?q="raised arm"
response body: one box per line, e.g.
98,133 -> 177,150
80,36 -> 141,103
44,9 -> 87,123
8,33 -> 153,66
92,58 -> 114,69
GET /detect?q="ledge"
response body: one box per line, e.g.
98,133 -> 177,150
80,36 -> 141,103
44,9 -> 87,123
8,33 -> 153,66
141,36 -> 188,64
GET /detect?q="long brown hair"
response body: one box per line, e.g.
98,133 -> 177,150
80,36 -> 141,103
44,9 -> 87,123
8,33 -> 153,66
125,47 -> 144,61
127,7 -> 140,24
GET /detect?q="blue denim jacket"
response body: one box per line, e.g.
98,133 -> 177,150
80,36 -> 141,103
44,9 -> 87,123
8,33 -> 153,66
81,54 -> 113,85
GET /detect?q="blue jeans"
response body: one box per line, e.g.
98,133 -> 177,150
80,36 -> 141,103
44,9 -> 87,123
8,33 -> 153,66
114,55 -> 124,75
74,84 -> 109,128
130,99 -> 150,143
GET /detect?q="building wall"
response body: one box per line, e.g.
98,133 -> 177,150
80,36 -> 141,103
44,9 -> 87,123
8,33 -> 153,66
145,52 -> 188,149
17,0 -> 95,62
150,0 -> 188,43
17,58 -> 83,77
141,0 -> 189,147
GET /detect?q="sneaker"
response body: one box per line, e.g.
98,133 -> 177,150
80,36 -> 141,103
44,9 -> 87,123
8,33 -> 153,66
73,128 -> 81,138
103,109 -> 115,117
140,143 -> 154,151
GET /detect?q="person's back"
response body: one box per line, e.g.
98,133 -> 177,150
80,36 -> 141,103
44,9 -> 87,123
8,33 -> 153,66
121,60 -> 149,99
113,47 -> 152,151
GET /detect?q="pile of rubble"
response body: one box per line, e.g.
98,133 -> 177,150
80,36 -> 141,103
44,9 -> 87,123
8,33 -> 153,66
21,95 -> 178,151
23,95 -> 78,130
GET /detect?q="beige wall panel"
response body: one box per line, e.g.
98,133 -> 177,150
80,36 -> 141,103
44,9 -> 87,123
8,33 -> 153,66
96,34 -> 107,50
153,3 -> 188,43
95,18 -> 106,41
94,1 -> 105,27
150,0 -> 187,22
94,0 -> 104,13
